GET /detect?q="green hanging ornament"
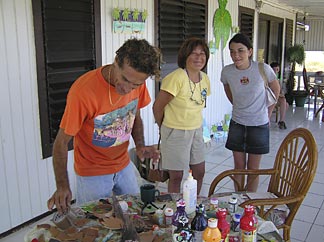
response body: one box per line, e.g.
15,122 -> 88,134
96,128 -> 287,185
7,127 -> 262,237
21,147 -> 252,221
213,0 -> 232,50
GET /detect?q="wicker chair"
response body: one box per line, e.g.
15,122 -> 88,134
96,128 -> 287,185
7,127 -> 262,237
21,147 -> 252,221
208,128 -> 318,242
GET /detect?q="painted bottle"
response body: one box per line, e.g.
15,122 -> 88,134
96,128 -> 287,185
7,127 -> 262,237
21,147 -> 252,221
202,218 -> 221,242
191,204 -> 208,241
240,205 -> 258,242
228,196 -> 238,214
183,170 -> 197,214
164,207 -> 174,226
173,215 -> 194,242
216,208 -> 230,242
172,199 -> 188,234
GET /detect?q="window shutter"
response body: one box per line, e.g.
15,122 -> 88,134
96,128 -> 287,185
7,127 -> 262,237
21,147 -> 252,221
285,19 -> 294,48
157,0 -> 207,78
284,18 -> 294,80
44,0 -> 97,143
239,7 -> 254,42
33,0 -> 101,158
184,1 -> 207,39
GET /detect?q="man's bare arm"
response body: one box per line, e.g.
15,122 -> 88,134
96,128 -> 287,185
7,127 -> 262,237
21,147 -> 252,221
47,128 -> 73,214
131,110 -> 145,148
53,129 -> 72,188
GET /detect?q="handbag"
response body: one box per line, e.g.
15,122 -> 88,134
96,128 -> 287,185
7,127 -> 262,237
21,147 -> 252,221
136,136 -> 169,182
258,62 -> 277,107
147,136 -> 169,182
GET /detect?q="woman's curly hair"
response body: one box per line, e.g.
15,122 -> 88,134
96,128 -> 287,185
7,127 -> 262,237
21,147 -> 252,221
115,38 -> 161,80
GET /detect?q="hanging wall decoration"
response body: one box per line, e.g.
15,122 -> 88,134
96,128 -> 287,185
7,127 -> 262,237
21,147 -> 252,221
113,8 -> 147,34
211,0 -> 232,67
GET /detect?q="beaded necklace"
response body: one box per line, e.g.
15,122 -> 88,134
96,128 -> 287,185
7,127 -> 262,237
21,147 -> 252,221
186,69 -> 206,107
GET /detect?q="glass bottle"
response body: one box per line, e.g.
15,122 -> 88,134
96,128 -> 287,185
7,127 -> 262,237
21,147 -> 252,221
172,199 -> 188,234
173,215 -> 194,242
191,204 -> 208,241
216,208 -> 230,242
154,209 -> 164,226
240,205 -> 258,242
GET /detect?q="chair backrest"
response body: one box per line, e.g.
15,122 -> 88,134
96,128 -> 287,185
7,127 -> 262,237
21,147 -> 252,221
302,67 -> 309,92
315,71 -> 323,83
268,128 -> 318,210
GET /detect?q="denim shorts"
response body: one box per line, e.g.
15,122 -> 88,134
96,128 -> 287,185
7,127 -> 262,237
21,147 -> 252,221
225,120 -> 269,154
75,162 -> 139,205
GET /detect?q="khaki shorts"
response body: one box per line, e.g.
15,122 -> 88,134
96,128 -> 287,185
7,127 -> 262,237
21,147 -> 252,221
160,125 -> 205,171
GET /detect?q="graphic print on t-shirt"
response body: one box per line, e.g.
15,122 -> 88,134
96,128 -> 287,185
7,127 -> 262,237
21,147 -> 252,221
92,100 -> 138,147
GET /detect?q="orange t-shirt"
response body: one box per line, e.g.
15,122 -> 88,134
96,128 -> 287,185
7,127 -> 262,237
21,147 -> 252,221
60,66 -> 151,176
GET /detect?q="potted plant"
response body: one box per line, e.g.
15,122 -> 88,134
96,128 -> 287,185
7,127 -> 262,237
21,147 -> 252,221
285,44 -> 307,106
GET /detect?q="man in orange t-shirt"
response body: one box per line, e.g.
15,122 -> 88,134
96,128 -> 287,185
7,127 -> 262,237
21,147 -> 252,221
47,39 -> 161,214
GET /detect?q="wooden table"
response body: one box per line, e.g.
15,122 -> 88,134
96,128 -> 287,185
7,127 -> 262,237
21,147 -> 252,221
24,193 -> 283,242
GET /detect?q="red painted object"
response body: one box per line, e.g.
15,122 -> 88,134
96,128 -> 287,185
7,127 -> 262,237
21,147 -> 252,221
240,205 -> 258,242
216,208 -> 230,241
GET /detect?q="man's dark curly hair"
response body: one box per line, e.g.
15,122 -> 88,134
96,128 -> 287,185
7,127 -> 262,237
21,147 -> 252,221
177,37 -> 210,70
115,38 -> 161,80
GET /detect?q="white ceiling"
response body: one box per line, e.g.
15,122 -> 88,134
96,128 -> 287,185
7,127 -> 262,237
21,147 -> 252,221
270,0 -> 324,20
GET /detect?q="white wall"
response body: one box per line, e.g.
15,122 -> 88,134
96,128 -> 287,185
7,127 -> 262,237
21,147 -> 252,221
0,0 -> 296,233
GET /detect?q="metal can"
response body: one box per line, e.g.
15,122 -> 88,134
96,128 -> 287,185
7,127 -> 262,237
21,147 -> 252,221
231,213 -> 241,232
228,196 -> 238,213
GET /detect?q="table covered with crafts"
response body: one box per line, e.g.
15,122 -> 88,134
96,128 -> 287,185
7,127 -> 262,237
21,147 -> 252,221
24,192 -> 283,242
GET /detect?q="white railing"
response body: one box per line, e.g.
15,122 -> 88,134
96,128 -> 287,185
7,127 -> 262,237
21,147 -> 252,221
293,71 -> 322,90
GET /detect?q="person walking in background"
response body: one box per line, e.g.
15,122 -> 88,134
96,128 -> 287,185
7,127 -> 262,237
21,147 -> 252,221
270,62 -> 288,129
153,37 -> 210,194
47,39 -> 161,214
220,33 -> 280,192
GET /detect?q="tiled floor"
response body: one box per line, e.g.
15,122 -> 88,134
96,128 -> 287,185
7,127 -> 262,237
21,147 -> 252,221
1,105 -> 323,242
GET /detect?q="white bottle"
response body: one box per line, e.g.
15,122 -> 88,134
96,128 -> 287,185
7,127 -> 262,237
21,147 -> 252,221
183,170 -> 197,214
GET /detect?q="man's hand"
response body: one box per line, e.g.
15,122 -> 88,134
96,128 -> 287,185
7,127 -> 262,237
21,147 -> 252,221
47,187 -> 72,215
136,145 -> 160,163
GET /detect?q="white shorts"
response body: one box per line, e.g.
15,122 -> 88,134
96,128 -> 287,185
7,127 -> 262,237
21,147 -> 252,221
160,125 -> 205,171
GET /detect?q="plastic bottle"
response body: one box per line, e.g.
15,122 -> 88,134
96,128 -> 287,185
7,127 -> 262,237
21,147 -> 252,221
191,204 -> 208,241
202,218 -> 221,242
240,205 -> 258,242
228,196 -> 238,214
216,208 -> 230,242
164,207 -> 174,226
230,213 -> 241,232
183,170 -> 197,214
172,199 -> 188,234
